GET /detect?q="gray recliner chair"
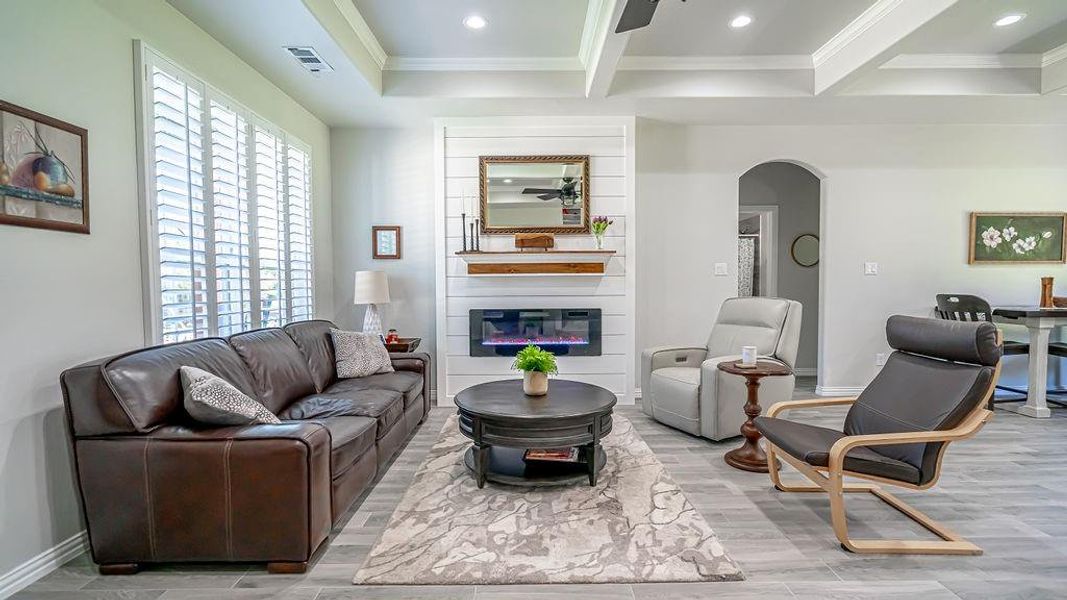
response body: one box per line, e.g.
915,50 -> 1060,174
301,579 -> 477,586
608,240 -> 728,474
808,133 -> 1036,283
641,297 -> 803,441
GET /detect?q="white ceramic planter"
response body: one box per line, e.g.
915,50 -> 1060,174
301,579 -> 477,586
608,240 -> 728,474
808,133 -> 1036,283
523,371 -> 549,396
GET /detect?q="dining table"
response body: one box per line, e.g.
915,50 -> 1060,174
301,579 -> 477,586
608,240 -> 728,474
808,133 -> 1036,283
992,306 -> 1067,418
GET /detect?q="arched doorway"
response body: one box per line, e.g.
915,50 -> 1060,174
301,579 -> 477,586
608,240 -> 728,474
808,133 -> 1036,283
738,161 -> 822,381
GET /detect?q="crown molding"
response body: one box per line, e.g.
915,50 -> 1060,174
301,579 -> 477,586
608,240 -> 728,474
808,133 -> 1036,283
812,0 -> 904,68
384,57 -> 584,72
1043,42 -> 1067,68
331,0 -> 387,69
619,55 -> 813,71
881,54 -> 1042,70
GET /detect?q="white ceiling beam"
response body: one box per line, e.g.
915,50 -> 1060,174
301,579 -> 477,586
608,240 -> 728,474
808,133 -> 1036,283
619,55 -> 813,71
580,0 -> 630,97
1041,43 -> 1067,94
812,0 -> 958,96
302,0 -> 385,95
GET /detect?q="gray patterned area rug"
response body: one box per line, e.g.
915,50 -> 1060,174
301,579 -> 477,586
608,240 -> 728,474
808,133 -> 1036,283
353,414 -> 744,585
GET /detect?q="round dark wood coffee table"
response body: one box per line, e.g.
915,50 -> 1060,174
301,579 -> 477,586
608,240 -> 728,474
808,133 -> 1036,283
717,359 -> 793,473
454,379 -> 617,488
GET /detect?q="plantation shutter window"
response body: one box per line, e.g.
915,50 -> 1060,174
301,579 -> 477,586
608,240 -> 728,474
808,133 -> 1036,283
209,101 -> 254,337
286,143 -> 314,322
150,66 -> 209,343
139,45 -> 314,344
253,126 -> 288,328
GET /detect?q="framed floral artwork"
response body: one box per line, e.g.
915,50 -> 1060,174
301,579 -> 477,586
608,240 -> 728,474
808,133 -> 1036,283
969,212 -> 1066,264
1,99 -> 89,234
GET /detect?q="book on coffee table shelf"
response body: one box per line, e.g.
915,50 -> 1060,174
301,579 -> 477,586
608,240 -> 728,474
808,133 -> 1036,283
523,448 -> 581,463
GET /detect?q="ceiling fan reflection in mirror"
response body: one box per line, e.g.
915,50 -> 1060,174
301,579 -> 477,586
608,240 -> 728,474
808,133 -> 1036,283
616,0 -> 687,34
521,177 -> 580,205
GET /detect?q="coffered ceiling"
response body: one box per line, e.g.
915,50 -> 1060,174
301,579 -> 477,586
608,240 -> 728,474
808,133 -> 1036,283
167,0 -> 1067,126
624,0 -> 877,57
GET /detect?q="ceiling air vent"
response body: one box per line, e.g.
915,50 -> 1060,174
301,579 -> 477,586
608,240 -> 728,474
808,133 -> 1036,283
284,46 -> 333,73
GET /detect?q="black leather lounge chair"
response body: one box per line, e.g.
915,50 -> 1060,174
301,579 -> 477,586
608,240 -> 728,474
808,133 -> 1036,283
755,315 -> 1002,555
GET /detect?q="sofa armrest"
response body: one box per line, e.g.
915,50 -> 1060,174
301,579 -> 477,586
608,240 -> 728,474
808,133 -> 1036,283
74,422 -> 332,566
697,355 -> 796,441
390,351 -> 431,410
640,346 -> 707,414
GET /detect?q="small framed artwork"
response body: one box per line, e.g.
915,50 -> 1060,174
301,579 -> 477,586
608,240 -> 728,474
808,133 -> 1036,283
372,225 -> 402,259
1,99 -> 89,234
969,212 -> 1066,264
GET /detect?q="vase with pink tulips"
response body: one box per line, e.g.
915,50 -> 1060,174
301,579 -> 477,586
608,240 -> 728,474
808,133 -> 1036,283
591,215 -> 613,250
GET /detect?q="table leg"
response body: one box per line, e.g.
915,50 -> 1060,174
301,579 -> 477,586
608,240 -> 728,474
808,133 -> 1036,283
724,375 -> 778,472
473,443 -> 490,488
588,419 -> 600,486
1004,318 -> 1052,419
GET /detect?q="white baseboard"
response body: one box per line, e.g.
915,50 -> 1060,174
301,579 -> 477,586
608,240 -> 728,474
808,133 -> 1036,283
0,531 -> 88,599
815,385 -> 866,397
794,368 -> 817,377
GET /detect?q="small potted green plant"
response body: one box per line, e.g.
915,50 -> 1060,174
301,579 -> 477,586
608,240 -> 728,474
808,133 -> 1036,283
512,344 -> 558,396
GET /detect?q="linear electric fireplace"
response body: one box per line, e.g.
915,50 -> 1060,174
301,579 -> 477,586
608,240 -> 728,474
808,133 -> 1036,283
469,309 -> 602,357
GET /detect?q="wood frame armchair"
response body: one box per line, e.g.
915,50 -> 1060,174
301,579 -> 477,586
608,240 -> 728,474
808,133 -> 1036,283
757,317 -> 1002,556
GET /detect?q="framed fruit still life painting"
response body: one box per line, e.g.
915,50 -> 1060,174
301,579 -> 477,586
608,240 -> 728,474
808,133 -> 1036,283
969,212 -> 1066,264
1,100 -> 89,234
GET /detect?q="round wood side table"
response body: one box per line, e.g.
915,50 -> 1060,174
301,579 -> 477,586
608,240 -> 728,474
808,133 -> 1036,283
717,359 -> 793,473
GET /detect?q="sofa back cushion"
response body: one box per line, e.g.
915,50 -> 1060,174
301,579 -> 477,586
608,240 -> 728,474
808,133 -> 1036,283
283,320 -> 338,392
706,297 -> 797,364
102,338 -> 256,432
228,328 -> 317,414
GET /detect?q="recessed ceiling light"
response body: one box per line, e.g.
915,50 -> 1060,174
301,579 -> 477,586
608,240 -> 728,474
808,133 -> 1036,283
463,14 -> 487,30
994,13 -> 1025,27
730,15 -> 752,28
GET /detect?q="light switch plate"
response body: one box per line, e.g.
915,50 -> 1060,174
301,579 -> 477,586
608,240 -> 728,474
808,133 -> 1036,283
714,263 -> 729,276
864,262 -> 879,276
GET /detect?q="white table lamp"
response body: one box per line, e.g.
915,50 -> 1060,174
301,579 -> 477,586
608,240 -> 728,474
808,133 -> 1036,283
354,270 -> 390,337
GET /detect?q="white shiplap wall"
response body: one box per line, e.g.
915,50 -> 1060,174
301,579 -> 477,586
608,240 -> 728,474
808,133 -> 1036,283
434,117 -> 637,405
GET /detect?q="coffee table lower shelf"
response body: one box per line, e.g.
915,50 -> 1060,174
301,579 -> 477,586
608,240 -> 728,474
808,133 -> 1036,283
462,446 -> 606,488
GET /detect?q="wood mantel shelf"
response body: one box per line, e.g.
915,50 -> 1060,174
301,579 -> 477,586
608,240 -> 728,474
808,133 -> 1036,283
456,250 -> 615,276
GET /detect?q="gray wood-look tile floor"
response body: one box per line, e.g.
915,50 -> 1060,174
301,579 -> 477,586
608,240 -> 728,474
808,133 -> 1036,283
17,380 -> 1067,599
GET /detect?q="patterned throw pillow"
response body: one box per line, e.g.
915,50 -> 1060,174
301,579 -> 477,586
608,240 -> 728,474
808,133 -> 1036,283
180,365 -> 281,426
331,329 -> 394,379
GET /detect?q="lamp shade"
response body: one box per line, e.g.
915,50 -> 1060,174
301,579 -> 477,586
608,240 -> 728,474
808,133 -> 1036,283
354,270 -> 390,305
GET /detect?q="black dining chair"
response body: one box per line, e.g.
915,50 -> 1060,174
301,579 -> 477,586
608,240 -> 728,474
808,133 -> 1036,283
935,294 -> 1066,407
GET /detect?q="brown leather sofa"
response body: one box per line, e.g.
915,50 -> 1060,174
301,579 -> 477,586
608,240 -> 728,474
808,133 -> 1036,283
60,319 -> 430,574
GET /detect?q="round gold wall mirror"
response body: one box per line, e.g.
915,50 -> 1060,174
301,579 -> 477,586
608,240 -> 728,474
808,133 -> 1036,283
791,234 -> 819,267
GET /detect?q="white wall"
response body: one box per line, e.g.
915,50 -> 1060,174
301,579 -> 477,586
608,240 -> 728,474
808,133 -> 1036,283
0,0 -> 331,587
740,162 -> 821,372
638,121 -> 1067,393
435,118 -> 637,404
330,128 -> 437,359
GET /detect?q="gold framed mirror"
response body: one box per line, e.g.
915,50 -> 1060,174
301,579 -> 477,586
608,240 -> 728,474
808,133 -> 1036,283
479,155 -> 590,234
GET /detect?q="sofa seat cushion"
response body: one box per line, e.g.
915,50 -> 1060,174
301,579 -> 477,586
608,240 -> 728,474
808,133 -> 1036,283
754,416 -> 921,485
647,367 -> 701,435
324,372 -> 424,409
279,391 -> 404,440
310,416 -> 376,476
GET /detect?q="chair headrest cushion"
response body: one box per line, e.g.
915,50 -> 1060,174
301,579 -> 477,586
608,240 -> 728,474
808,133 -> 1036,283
886,315 -> 1001,366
